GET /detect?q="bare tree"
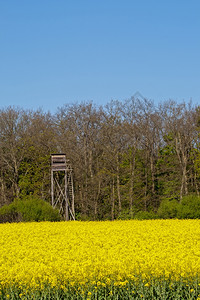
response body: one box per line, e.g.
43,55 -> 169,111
160,100 -> 197,201
0,107 -> 31,203
55,102 -> 104,219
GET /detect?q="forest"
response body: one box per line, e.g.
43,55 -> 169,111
0,96 -> 200,221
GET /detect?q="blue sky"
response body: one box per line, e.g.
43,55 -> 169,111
0,1 -> 200,112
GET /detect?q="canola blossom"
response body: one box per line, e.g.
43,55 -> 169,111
0,219 -> 200,290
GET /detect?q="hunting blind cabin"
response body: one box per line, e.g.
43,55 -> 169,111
51,154 -> 75,220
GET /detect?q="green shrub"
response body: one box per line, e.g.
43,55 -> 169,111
0,196 -> 61,223
157,194 -> 200,219
134,210 -> 158,220
177,195 -> 200,219
117,208 -> 133,220
0,202 -> 21,223
157,199 -> 179,219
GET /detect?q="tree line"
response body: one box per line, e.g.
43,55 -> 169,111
0,96 -> 200,220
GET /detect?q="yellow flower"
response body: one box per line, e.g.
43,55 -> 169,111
0,219 -> 200,291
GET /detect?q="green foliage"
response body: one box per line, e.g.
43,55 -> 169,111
157,194 -> 200,219
177,195 -> 200,219
0,202 -> 20,223
117,208 -> 133,220
134,210 -> 158,220
157,199 -> 179,219
75,213 -> 93,221
18,153 -> 50,200
117,209 -> 158,220
118,195 -> 200,220
0,196 -> 60,223
156,145 -> 180,201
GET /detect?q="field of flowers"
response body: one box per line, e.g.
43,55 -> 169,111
1,220 -> 200,299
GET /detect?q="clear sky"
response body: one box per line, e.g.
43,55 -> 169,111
0,0 -> 200,112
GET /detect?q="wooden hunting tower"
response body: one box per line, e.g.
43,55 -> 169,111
51,154 -> 75,220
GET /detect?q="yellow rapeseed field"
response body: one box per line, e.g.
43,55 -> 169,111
0,220 -> 200,289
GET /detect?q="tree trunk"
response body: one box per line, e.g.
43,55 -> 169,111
129,154 -> 135,218
111,178 -> 115,220
150,153 -> 155,195
94,180 -> 101,218
116,154 -> 121,215
175,135 -> 188,201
